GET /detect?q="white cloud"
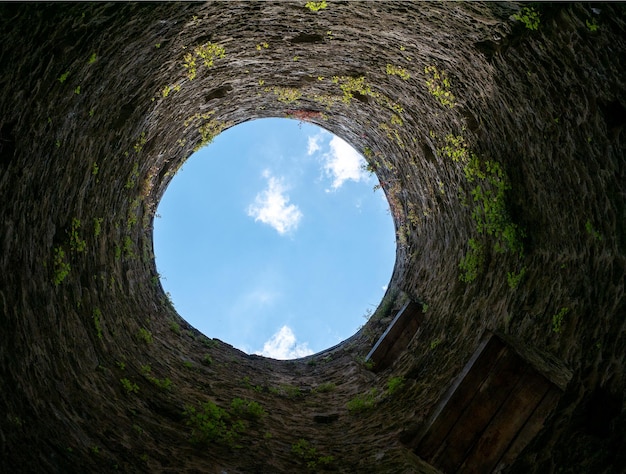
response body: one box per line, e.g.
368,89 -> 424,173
321,135 -> 368,190
307,135 -> 321,155
247,171 -> 302,235
256,325 -> 314,359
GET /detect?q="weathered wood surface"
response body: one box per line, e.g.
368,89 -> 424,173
366,301 -> 424,372
411,332 -> 570,473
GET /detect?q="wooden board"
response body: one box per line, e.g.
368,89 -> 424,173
365,301 -> 424,372
410,335 -> 507,456
409,332 -> 569,474
432,346 -> 525,472
458,368 -> 551,473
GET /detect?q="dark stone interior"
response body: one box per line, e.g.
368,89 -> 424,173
1,2 -> 624,472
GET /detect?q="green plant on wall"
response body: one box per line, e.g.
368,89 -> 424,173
271,87 -> 302,104
183,400 -> 246,447
93,217 -> 103,237
184,111 -> 232,152
183,42 -> 226,80
291,439 -> 334,470
585,219 -> 602,241
53,246 -> 71,285
438,134 -> 524,283
58,71 -> 70,83
120,378 -> 139,394
137,327 -> 153,344
332,75 -> 378,104
141,364 -> 173,390
507,267 -> 526,289
133,133 -> 147,153
459,238 -> 484,283
552,307 -> 570,333
586,18 -> 599,32
125,163 -> 139,189
93,307 -> 103,340
347,388 -> 378,413
386,64 -> 410,80
512,7 -> 540,30
386,376 -> 405,395
68,218 -> 87,252
425,65 -> 456,108
230,398 -> 266,421
304,1 -> 327,12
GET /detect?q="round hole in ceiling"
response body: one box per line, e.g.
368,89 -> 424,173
154,117 -> 396,359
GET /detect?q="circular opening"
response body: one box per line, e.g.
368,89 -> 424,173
154,118 -> 396,359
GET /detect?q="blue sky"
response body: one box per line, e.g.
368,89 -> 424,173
154,118 -> 396,359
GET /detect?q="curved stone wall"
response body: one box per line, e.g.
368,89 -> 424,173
0,2 -> 624,472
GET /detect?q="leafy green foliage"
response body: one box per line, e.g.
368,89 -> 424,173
183,42 -> 226,80
137,328 -> 153,344
53,246 -> 71,285
141,365 -> 172,390
269,384 -> 303,399
69,218 -> 86,252
552,307 -> 570,333
271,87 -> 302,104
513,7 -> 540,30
125,162 -> 139,189
92,307 -> 103,340
93,217 -> 103,238
291,439 -> 334,470
386,64 -> 410,80
133,132 -> 147,153
425,65 -> 455,108
230,398 -> 266,420
314,382 -> 336,393
459,238 -> 484,283
586,18 -> 599,32
585,219 -> 602,241
305,1 -> 327,12
347,388 -> 378,413
184,111 -> 232,152
183,400 -> 246,447
332,75 -> 377,104
122,235 -> 135,259
120,378 -> 139,394
386,376 -> 405,395
507,267 -> 526,289
169,321 -> 181,334
58,71 -> 70,83
439,134 -> 524,282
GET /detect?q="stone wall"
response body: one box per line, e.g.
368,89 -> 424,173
0,2 -> 624,472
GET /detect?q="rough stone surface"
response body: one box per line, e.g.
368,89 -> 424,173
0,2 -> 625,473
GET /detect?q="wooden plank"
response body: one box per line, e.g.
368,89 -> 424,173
412,334 -> 506,458
457,368 -> 551,473
366,301 -> 424,372
495,331 -> 572,391
432,346 -> 524,473
494,386 -> 562,471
